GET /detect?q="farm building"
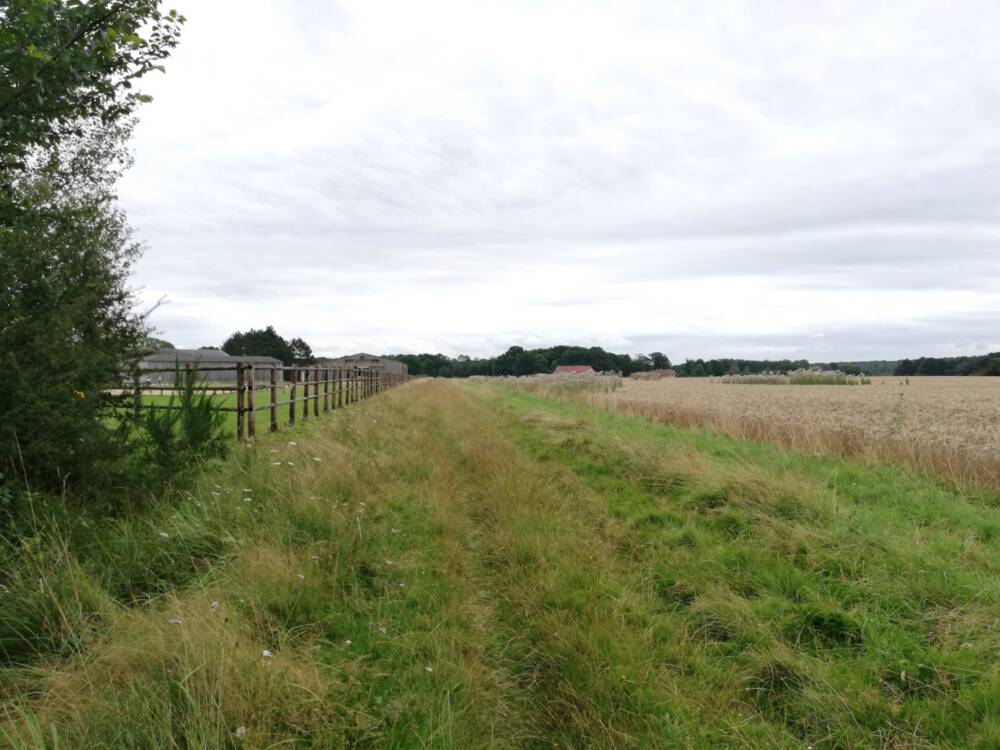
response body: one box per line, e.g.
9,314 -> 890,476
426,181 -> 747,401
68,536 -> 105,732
136,349 -> 284,384
554,365 -> 596,374
326,353 -> 409,377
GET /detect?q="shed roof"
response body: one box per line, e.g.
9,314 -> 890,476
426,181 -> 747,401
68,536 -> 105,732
141,348 -> 231,362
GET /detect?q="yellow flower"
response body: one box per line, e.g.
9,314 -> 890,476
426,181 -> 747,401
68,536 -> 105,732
72,390 -> 86,400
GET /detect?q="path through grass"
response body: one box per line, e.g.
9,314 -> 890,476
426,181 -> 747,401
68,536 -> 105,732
3,380 -> 1000,748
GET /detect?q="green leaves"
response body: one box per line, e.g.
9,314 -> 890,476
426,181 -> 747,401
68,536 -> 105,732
0,0 -> 185,164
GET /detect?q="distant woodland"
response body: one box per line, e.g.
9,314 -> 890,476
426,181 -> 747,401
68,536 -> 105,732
156,336 -> 1000,378
387,347 -> 1000,378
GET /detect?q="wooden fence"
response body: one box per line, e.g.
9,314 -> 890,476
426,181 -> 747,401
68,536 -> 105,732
129,365 -> 408,440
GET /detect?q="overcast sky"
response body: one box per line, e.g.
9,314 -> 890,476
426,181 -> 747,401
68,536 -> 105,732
120,0 -> 1000,361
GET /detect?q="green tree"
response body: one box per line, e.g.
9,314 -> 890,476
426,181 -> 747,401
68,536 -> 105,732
649,352 -> 671,369
0,1 -> 184,494
222,326 -> 294,365
0,125 -> 147,491
1,1 -> 183,177
288,337 -> 316,365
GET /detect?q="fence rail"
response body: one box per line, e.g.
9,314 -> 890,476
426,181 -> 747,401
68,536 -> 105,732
126,365 -> 408,440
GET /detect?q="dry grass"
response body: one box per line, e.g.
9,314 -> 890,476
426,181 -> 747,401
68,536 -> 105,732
584,376 -> 1000,490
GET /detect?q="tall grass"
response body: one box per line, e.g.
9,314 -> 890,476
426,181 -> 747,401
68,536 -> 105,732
4,380 -> 1000,747
470,372 -> 623,396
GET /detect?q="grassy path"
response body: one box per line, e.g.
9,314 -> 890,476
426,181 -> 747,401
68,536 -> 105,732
4,380 -> 1000,748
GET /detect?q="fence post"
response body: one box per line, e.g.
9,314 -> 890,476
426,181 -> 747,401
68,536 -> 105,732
247,365 -> 256,439
300,368 -> 307,421
313,366 -> 320,417
288,367 -> 297,426
236,364 -> 246,440
323,367 -> 329,412
270,367 -> 278,432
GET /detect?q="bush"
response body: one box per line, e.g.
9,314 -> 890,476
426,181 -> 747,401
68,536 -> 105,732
140,366 -> 229,485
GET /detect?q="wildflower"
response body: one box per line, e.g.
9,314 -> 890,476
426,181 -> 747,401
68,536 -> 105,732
242,488 -> 252,493
269,449 -> 278,453
158,531 -> 170,539
72,389 -> 86,400
235,726 -> 247,738
379,626 -> 387,635
288,441 -> 297,446
398,582 -> 405,588
425,666 -> 433,673
312,457 -> 322,462
211,492 -> 220,497
286,461 -> 295,466
210,601 -> 220,610
272,462 -> 282,466
297,574 -> 305,580
310,555 -> 320,561
168,618 -> 183,625
344,639 -> 352,646
261,649 -> 273,658
243,497 -> 252,503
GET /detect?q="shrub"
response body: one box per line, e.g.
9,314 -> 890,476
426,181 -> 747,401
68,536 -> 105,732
139,366 -> 229,485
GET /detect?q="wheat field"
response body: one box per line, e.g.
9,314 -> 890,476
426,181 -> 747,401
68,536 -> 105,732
584,376 -> 1000,490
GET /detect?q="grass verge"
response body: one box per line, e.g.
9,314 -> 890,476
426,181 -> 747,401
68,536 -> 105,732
2,380 -> 999,748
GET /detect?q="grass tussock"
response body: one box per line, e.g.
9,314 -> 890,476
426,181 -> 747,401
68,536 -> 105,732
3,380 -> 1000,747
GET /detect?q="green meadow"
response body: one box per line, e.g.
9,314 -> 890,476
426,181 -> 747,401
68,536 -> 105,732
3,380 -> 1000,748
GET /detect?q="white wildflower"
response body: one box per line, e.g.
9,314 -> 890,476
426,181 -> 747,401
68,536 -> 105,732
168,618 -> 183,625
261,649 -> 273,658
297,574 -> 305,580
379,626 -> 387,635
272,462 -> 282,466
287,441 -> 297,446
235,726 -> 247,738
425,666 -> 433,673
242,488 -> 252,493
210,601 -> 220,610
312,457 -> 322,462
344,639 -> 352,646
158,531 -> 170,539
286,461 -> 295,466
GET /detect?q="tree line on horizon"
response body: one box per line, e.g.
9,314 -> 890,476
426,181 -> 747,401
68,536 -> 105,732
159,332 -> 1000,379
384,349 -> 1000,378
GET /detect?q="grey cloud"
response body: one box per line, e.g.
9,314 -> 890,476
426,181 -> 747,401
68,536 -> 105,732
121,0 -> 1000,359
